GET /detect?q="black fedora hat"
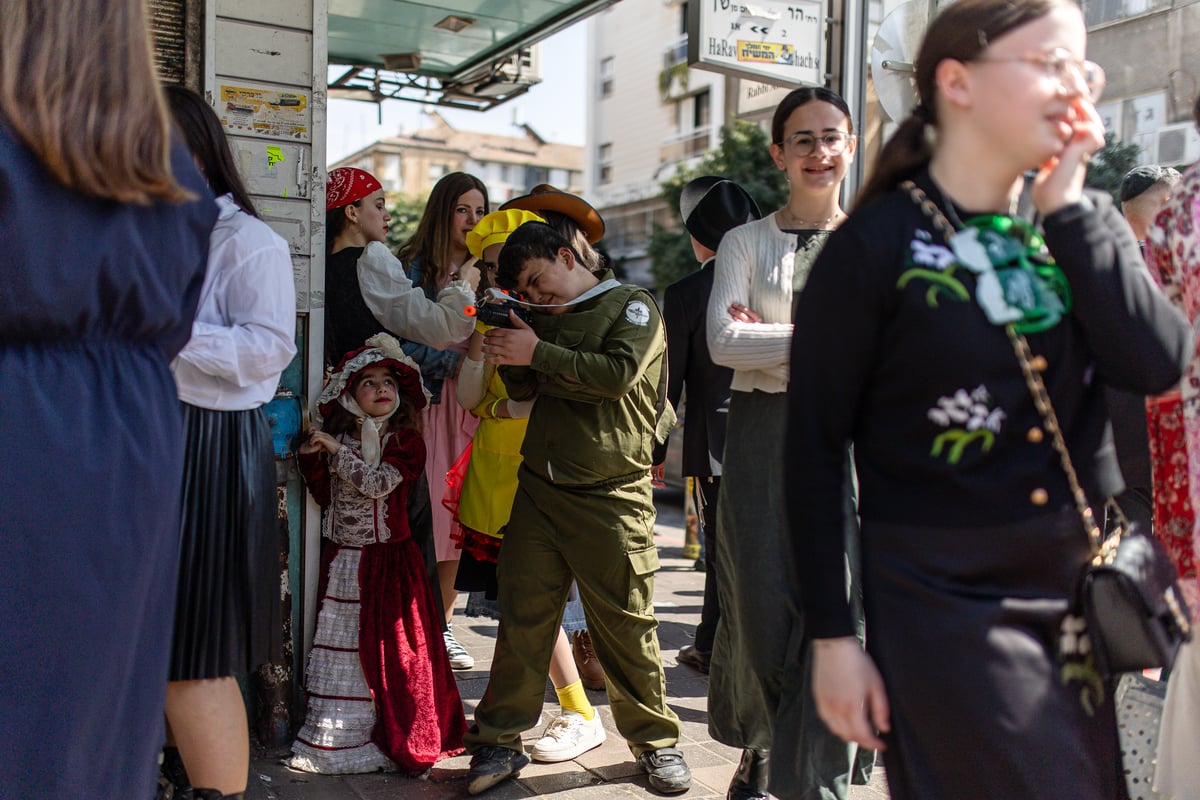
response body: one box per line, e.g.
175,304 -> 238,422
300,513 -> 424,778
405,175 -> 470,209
679,176 -> 762,252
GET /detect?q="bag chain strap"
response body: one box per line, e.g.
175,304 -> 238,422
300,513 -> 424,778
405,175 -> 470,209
900,180 -> 1120,565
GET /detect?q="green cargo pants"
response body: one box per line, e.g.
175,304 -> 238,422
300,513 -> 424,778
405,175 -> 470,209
463,466 -> 681,755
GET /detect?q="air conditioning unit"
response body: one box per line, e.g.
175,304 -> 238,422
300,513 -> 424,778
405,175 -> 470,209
447,46 -> 542,99
1155,122 -> 1200,167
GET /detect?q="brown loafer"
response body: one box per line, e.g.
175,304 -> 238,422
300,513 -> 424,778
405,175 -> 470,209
677,645 -> 710,674
572,630 -> 606,690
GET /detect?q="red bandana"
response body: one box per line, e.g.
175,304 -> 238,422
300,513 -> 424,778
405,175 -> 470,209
326,167 -> 382,211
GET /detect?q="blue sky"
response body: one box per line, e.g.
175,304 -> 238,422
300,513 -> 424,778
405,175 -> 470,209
326,22 -> 587,163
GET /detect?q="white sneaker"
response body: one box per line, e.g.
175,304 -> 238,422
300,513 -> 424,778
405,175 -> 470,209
530,711 -> 606,762
443,629 -> 475,670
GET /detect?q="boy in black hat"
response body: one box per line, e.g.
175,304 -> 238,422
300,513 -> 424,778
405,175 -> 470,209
652,177 -> 761,680
655,177 -> 778,800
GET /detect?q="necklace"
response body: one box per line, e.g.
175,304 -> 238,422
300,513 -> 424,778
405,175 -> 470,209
779,206 -> 843,230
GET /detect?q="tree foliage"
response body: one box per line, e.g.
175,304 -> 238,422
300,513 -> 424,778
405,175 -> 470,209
385,194 -> 427,251
648,121 -> 789,291
1084,133 -> 1142,205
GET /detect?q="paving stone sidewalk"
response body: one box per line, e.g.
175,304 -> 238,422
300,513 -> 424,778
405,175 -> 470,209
246,492 -> 888,800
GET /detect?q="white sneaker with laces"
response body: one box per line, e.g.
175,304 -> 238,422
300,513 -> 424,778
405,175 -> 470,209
443,628 -> 475,670
530,710 -> 606,762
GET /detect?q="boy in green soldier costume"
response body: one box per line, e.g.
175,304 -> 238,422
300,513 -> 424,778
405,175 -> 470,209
463,221 -> 689,795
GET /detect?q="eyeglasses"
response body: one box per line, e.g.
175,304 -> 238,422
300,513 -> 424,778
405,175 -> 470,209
780,131 -> 854,157
973,48 -> 1106,102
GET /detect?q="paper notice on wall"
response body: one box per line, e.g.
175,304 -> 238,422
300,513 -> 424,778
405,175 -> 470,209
218,84 -> 310,140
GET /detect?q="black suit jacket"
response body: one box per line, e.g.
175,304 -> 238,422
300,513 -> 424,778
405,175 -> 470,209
652,259 -> 733,477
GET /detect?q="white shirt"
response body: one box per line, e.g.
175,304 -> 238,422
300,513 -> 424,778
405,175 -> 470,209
174,194 -> 297,410
356,241 -> 476,349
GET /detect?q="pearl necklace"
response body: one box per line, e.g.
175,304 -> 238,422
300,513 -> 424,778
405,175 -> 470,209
779,206 -> 844,230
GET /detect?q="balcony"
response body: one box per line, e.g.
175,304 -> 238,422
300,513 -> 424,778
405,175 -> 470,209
663,36 -> 688,69
660,37 -> 690,100
659,127 -> 711,165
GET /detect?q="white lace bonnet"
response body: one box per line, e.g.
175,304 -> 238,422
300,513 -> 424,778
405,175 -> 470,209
317,333 -> 430,422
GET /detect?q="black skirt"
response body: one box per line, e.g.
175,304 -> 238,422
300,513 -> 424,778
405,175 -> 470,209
454,548 -> 499,599
170,404 -> 280,680
863,510 -> 1128,799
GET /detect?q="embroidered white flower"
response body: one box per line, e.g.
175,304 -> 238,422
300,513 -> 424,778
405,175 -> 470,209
1059,613 -> 1092,656
927,385 -> 1005,464
1059,613 -> 1103,716
910,240 -> 957,270
927,386 -> 1005,432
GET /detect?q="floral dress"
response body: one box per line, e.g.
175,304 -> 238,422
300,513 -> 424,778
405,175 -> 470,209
1144,163 -> 1200,613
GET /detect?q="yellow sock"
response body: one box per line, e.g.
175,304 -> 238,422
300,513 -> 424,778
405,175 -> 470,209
555,680 -> 595,720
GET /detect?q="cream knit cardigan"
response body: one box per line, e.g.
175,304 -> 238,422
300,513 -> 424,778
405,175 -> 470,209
706,212 -> 803,394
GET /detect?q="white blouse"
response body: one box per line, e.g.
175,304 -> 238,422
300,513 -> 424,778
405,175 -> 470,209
357,242 -> 476,350
174,194 -> 297,410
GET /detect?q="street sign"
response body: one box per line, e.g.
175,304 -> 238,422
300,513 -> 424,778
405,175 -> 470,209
687,0 -> 826,87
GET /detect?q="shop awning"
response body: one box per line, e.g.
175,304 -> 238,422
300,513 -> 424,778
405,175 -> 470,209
328,0 -> 614,109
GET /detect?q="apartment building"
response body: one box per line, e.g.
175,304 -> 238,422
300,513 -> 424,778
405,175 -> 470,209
585,0 -> 726,286
331,111 -> 584,204
1085,0 -> 1200,167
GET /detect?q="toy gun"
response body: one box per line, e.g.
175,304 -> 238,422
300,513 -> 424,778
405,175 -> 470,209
464,298 -> 533,329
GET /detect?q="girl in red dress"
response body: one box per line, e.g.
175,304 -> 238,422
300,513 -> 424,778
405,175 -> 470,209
288,334 -> 465,774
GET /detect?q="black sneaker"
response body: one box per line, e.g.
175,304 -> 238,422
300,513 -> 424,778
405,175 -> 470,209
467,746 -> 530,795
637,747 -> 692,794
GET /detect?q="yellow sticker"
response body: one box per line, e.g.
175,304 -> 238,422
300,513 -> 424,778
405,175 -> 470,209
266,145 -> 285,168
736,41 -> 797,65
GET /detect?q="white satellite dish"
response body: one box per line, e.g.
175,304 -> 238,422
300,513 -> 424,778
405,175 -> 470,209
870,1 -> 926,122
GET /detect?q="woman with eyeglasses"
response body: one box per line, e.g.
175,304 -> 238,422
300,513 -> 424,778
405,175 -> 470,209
704,86 -> 861,800
786,0 -> 1190,797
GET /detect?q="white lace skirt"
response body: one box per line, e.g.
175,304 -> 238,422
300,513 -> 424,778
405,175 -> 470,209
287,547 -> 396,774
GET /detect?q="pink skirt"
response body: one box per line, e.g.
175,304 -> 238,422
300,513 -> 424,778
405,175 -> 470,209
423,375 -> 479,562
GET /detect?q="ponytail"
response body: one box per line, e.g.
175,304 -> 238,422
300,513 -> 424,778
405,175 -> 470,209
855,114 -> 932,210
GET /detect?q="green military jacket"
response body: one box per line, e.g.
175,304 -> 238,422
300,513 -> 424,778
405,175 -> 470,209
501,271 -> 672,487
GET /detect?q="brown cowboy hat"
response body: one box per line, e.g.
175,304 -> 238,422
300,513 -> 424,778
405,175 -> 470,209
499,184 -> 605,244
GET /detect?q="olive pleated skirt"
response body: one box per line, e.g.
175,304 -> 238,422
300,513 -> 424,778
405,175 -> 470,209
170,403 -> 280,680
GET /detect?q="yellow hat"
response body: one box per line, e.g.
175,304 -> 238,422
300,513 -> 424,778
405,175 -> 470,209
467,209 -> 546,259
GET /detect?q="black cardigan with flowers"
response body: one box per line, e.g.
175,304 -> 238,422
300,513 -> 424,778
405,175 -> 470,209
786,169 -> 1192,639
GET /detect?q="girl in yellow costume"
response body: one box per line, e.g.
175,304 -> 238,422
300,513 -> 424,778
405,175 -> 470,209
446,209 -> 606,765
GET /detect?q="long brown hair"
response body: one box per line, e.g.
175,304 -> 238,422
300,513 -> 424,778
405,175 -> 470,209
397,172 -> 489,292
856,0 -> 1064,210
0,0 -> 191,204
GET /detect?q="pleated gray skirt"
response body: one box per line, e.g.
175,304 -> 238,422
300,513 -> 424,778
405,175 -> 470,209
170,403 -> 280,680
